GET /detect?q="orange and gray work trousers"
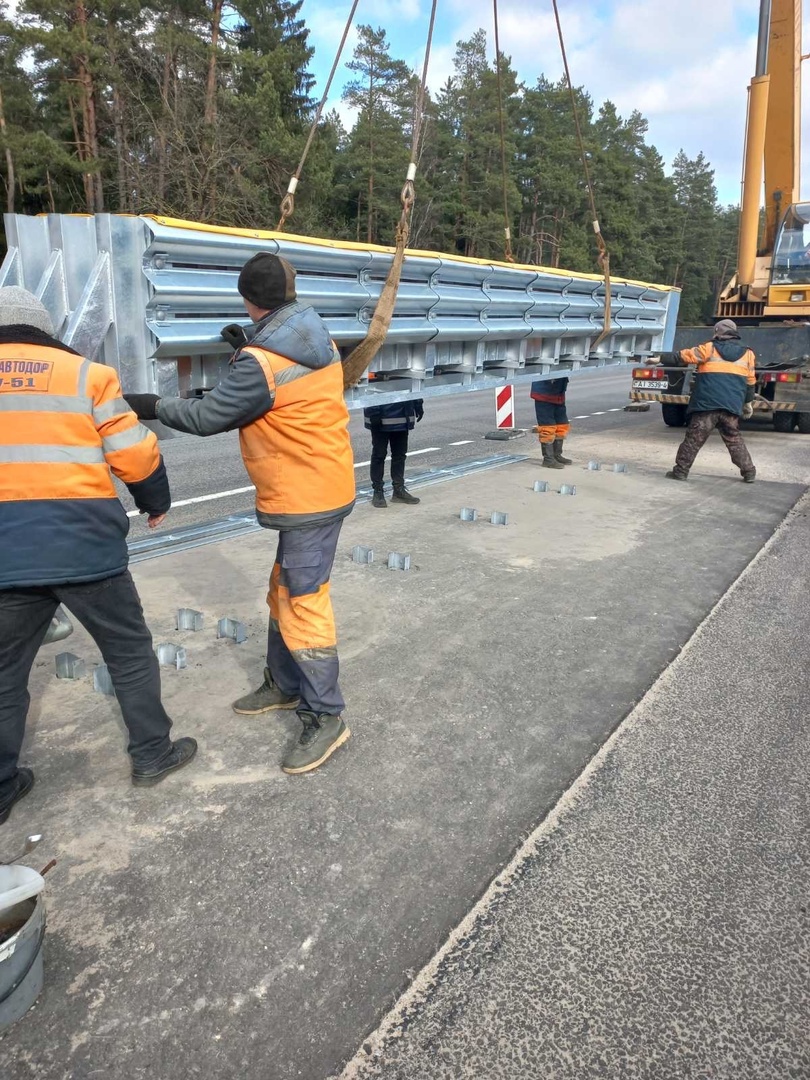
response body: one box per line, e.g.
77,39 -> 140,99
266,519 -> 345,716
534,400 -> 570,444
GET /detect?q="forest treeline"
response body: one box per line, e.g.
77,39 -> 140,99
0,1 -> 739,323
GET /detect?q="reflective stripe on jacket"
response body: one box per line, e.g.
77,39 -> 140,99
531,377 -> 568,405
0,331 -> 169,588
241,345 -> 355,529
680,340 -> 756,417
363,399 -> 423,432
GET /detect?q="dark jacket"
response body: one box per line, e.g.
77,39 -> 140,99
363,398 -> 424,433
156,302 -> 355,530
530,378 -> 568,404
0,326 -> 169,589
679,340 -> 756,417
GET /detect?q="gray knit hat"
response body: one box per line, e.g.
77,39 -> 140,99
713,318 -> 740,341
0,286 -> 55,335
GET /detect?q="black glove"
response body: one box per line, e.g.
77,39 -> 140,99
124,393 -> 161,421
415,401 -> 424,422
221,323 -> 248,351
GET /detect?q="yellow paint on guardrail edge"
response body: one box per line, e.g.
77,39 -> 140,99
145,215 -> 681,294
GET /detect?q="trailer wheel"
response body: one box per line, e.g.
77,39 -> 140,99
796,413 -> 810,434
662,403 -> 688,428
773,412 -> 795,433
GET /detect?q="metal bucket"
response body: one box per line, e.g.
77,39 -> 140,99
0,894 -> 46,1033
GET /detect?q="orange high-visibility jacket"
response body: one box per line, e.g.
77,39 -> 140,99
0,331 -> 169,588
238,344 -> 355,528
156,302 -> 355,530
678,339 -> 756,416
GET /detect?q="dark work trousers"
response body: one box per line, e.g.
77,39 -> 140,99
266,519 -> 345,716
370,428 -> 409,490
675,410 -> 755,476
0,571 -> 173,802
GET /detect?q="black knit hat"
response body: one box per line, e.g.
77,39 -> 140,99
238,252 -> 297,311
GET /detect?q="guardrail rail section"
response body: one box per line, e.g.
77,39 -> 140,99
1,214 -> 680,406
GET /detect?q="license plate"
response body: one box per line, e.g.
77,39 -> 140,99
632,380 -> 668,390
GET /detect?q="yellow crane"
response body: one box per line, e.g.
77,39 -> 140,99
631,0 -> 810,432
719,0 -> 804,320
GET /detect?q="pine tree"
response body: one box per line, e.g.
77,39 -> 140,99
671,150 -> 722,323
340,25 -> 417,244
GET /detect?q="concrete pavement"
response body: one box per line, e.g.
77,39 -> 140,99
1,418 -> 808,1079
340,495 -> 810,1080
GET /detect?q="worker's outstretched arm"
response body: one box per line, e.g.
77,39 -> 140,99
126,351 -> 275,437
676,342 -> 713,366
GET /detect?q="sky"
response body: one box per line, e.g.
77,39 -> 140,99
300,0 -> 810,206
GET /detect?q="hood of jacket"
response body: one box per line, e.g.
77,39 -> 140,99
247,301 -> 336,370
712,339 -> 749,363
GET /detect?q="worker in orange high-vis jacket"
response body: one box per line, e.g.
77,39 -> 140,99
531,376 -> 572,469
666,319 -> 757,483
125,253 -> 355,776
0,287 -> 197,826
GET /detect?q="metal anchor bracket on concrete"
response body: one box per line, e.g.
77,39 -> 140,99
459,508 -> 478,521
490,511 -> 509,526
559,484 -> 577,496
387,552 -> 411,571
351,545 -> 374,564
533,481 -> 550,493
155,643 -> 187,670
93,665 -> 116,697
43,606 -> 74,645
55,653 -> 86,680
587,461 -> 601,471
217,617 -> 247,644
176,608 -> 204,632
613,463 -> 629,473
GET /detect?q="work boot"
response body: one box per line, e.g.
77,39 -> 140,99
371,489 -> 387,508
281,712 -> 350,775
553,438 -> 572,465
742,469 -> 756,483
131,738 -> 198,787
541,443 -> 564,469
0,768 -> 34,826
232,668 -> 300,714
665,469 -> 688,481
392,485 -> 420,505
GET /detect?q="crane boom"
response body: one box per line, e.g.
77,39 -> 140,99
763,0 -> 801,253
717,0 -> 805,321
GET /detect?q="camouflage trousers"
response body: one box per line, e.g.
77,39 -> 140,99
674,410 -> 754,477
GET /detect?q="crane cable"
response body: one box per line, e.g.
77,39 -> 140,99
492,0 -> 514,262
276,0 -> 362,231
342,0 -> 440,388
551,0 -> 612,350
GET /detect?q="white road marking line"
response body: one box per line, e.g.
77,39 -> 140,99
406,446 -> 441,457
608,407 -> 622,412
592,411 -> 607,415
573,415 -> 590,420
128,458 -> 375,517
449,439 -> 474,446
126,484 -> 256,517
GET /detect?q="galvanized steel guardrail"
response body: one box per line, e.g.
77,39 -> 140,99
1,213 -> 680,407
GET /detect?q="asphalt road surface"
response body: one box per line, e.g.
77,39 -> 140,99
122,370 -> 634,536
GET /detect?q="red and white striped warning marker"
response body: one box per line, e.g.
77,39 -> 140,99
495,385 -> 515,430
